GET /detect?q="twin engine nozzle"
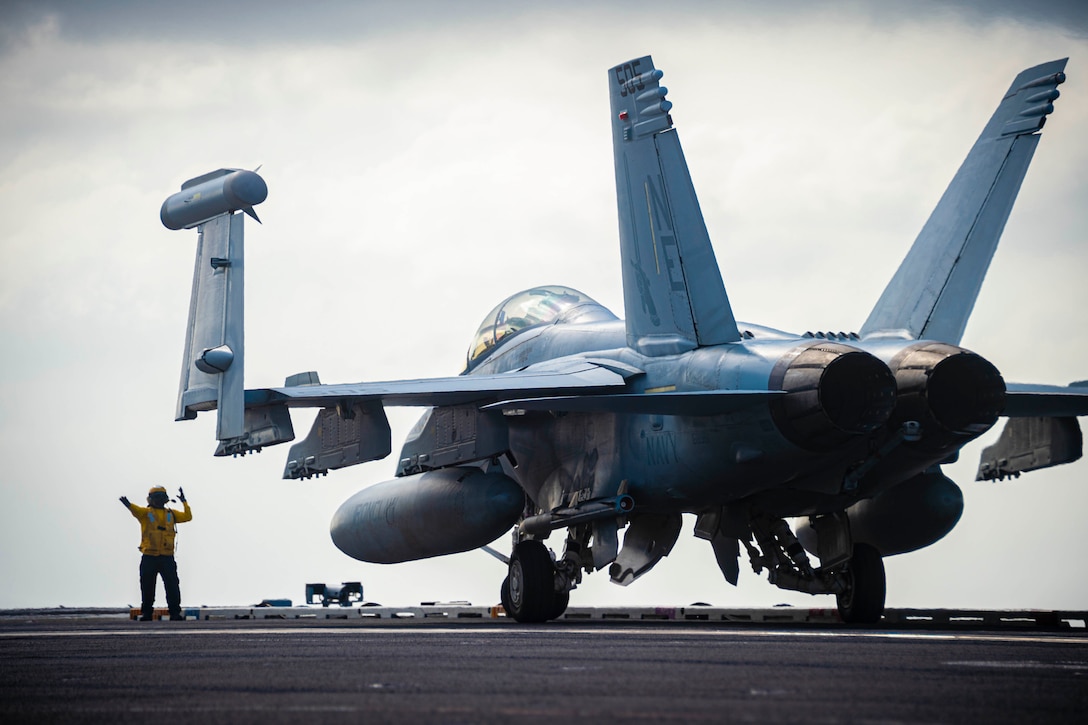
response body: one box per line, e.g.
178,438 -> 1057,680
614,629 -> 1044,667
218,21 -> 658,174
770,342 -> 898,450
887,342 -> 1005,448
769,341 -> 1005,451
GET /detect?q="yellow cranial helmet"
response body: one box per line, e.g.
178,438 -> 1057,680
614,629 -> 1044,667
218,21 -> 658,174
147,486 -> 170,506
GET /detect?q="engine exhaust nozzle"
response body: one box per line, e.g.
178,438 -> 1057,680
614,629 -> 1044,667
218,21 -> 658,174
770,342 -> 897,450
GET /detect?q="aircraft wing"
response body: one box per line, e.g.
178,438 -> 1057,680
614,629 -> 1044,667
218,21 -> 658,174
248,358 -> 640,409
216,358 -> 645,469
1002,382 -> 1088,417
483,389 -> 784,416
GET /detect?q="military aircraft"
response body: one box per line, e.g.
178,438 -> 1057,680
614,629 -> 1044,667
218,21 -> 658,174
162,56 -> 1086,623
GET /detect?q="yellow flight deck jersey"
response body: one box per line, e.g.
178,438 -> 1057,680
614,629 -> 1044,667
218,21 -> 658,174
127,502 -> 192,556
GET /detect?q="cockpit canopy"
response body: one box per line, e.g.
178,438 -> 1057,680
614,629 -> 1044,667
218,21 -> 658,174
466,285 -> 617,370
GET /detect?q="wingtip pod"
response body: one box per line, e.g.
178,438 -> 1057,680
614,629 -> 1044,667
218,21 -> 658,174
161,169 -> 268,230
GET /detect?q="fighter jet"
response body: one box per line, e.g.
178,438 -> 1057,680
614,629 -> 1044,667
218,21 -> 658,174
162,56 -> 1086,623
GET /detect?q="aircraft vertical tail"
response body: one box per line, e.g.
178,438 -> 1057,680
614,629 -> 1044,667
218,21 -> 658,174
162,168 -> 267,445
609,56 -> 741,356
861,59 -> 1067,343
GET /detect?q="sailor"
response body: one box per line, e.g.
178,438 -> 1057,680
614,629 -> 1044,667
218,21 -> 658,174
120,486 -> 192,621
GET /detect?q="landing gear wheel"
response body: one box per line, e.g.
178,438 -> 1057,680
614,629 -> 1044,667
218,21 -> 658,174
500,576 -> 513,615
837,543 -> 886,624
507,540 -> 558,623
546,589 -> 570,621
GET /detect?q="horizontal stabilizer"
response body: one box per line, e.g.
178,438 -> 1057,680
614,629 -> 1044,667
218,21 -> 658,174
1003,382 -> 1088,417
862,59 -> 1067,343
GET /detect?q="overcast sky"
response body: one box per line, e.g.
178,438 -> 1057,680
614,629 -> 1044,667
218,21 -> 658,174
1,1 -> 1085,611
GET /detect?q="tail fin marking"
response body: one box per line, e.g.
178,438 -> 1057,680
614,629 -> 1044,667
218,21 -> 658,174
609,56 -> 741,356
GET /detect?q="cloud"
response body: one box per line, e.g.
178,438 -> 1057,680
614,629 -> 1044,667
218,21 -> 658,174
2,0 -> 1086,51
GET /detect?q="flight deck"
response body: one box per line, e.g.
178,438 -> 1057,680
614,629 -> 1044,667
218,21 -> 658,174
120,603 -> 1088,629
2,608 -> 1085,724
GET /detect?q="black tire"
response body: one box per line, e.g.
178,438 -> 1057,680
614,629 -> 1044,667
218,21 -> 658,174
499,576 -> 512,615
837,543 -> 886,624
546,589 -> 570,621
507,540 -> 556,623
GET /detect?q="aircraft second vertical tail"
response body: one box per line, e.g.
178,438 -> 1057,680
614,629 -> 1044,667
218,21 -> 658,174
861,59 -> 1067,343
609,56 -> 741,356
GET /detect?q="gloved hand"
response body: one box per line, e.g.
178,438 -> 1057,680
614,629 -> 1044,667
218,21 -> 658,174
177,487 -> 186,503
119,496 -> 130,507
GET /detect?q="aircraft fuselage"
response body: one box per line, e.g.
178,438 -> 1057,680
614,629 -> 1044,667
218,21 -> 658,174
462,318 -> 999,518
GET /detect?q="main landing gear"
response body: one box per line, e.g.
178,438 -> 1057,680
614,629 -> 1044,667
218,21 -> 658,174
501,540 -> 569,623
835,543 -> 886,624
743,514 -> 887,624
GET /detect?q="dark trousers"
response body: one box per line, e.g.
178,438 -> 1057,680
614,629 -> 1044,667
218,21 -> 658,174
140,554 -> 181,618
